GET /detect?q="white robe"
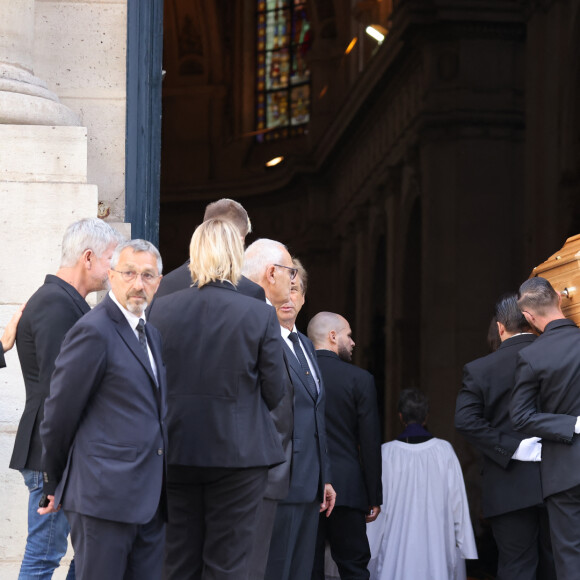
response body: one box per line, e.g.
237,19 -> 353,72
366,438 -> 477,580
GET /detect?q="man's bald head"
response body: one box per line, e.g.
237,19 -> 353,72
308,312 -> 355,362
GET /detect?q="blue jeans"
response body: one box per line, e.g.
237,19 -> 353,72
19,469 -> 75,580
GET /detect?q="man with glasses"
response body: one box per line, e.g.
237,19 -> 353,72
38,239 -> 166,580
11,217 -> 123,579
264,259 -> 336,580
242,238 -> 297,580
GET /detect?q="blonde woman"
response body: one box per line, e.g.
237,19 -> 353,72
149,218 -> 287,580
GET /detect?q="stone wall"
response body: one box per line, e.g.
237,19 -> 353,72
0,0 -> 128,574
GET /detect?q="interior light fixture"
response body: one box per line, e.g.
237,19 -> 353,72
344,37 -> 358,55
365,25 -> 387,44
265,156 -> 284,168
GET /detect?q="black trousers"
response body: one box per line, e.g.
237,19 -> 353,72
66,507 -> 165,580
265,500 -> 320,580
311,506 -> 370,580
163,465 -> 268,580
248,497 -> 278,580
488,504 -> 555,580
545,483 -> 580,580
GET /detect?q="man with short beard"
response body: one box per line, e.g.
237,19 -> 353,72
38,239 -> 166,580
307,312 -> 382,580
10,217 -> 123,580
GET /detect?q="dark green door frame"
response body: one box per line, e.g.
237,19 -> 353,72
125,0 -> 164,245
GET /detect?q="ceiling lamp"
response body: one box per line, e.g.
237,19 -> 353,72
265,156 -> 284,168
365,25 -> 387,44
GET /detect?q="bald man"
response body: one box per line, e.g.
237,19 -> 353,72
308,312 -> 382,580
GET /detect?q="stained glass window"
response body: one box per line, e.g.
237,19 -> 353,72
256,0 -> 311,141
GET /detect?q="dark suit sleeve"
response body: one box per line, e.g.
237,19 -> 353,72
355,372 -> 383,506
510,354 -> 576,442
0,349 -> 5,368
40,322 -> 107,495
455,365 -> 521,468
258,307 -> 287,411
30,294 -> 84,395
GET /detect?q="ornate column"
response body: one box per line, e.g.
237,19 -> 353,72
0,0 -> 78,125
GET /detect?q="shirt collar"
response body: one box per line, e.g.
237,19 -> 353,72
280,324 -> 298,340
109,290 -> 145,329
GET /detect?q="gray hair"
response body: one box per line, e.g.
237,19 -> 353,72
60,218 -> 124,268
110,239 -> 163,274
242,238 -> 288,282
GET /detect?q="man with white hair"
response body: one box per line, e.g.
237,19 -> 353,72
10,217 -> 123,579
308,312 -> 382,580
242,238 -> 296,580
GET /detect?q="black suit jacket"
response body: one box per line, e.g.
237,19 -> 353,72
455,334 -> 543,517
154,260 -> 265,301
40,294 -> 167,524
11,275 -> 91,471
316,350 -> 382,511
0,349 -> 5,368
148,281 -> 286,468
282,331 -> 331,504
511,318 -> 580,498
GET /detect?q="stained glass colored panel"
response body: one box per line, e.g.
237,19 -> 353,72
265,10 -> 290,50
265,49 -> 290,90
290,85 -> 309,125
257,0 -> 310,140
267,92 -> 289,128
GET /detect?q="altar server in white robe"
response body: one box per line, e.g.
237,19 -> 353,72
366,388 -> 477,580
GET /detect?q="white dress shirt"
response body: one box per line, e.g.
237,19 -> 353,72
109,291 -> 158,382
280,324 -> 320,393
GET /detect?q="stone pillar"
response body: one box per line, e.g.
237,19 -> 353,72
0,0 -> 78,126
0,1 -> 99,575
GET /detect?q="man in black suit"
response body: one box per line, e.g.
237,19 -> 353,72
308,312 -> 382,580
39,239 -> 166,580
265,260 -> 336,580
510,277 -> 580,579
455,294 -> 555,580
242,238 -> 297,580
155,197 -> 265,300
10,217 -> 122,579
0,305 -> 23,368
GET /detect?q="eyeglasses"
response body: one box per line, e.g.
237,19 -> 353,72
111,269 -> 160,284
274,264 -> 298,280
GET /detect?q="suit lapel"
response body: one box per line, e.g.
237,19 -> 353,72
282,340 -> 317,403
103,296 -> 159,389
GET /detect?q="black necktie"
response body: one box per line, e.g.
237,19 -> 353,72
136,318 -> 148,355
288,332 -> 318,400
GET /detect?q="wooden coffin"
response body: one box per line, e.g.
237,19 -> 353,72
530,233 -> 580,325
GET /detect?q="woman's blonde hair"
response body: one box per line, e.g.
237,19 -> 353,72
189,218 -> 243,288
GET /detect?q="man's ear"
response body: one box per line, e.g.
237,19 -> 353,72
266,264 -> 276,284
83,249 -> 93,269
497,321 -> 506,337
329,330 -> 337,344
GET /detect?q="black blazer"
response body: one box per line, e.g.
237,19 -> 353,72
154,260 -> 265,301
10,275 -> 90,471
316,350 -> 382,511
0,349 -> 5,368
148,281 -> 286,468
511,319 -> 580,498
282,331 -> 331,504
455,334 -> 543,518
40,294 -> 167,525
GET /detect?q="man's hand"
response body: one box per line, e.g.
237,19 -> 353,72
366,505 -> 381,523
1,304 -> 24,353
37,495 -> 60,515
320,483 -> 336,517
